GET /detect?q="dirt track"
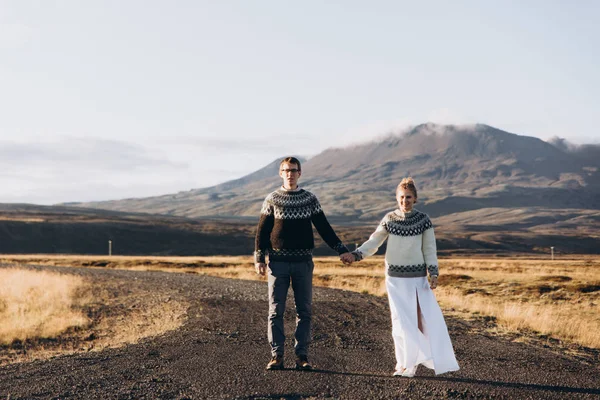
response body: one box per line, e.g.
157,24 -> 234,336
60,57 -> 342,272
1,264 -> 599,399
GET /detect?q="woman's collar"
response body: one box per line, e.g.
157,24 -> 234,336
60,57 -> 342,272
394,208 -> 415,217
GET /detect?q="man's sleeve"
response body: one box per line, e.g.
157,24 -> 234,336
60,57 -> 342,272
254,197 -> 274,263
310,196 -> 349,254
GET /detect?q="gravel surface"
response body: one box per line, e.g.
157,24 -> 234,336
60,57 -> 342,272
0,264 -> 599,399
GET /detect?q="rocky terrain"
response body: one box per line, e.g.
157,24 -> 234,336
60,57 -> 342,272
1,263 -> 599,399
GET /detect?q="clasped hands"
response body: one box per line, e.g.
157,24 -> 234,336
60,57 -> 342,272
340,252 -> 355,265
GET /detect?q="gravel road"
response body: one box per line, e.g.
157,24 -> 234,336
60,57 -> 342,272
0,264 -> 599,399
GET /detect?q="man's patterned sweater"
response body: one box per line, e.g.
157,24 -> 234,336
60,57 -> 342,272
352,209 -> 439,278
254,188 -> 349,263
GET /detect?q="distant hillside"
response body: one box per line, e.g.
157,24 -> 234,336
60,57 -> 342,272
71,124 -> 600,221
0,203 -> 256,255
1,204 -> 599,254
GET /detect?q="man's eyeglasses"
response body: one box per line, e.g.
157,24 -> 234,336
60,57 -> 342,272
281,168 -> 300,174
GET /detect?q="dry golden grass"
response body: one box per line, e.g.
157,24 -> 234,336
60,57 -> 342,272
0,264 -> 188,365
2,254 -> 599,349
0,254 -> 245,272
436,286 -> 599,348
0,268 -> 90,345
435,257 -> 600,349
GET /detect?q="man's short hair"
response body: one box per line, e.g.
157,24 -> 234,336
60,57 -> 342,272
280,156 -> 302,171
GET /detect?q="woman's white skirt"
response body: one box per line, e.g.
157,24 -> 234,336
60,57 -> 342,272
386,276 -> 459,375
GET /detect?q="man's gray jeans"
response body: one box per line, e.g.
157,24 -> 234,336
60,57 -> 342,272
267,260 -> 314,357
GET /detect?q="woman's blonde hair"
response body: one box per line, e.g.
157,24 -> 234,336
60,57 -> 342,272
396,177 -> 417,198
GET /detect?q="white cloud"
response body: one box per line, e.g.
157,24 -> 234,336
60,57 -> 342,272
0,180 -> 201,205
0,22 -> 32,49
0,137 -> 186,173
0,137 -> 194,204
426,108 -> 474,126
564,134 -> 600,145
163,135 -> 315,153
335,118 -> 414,147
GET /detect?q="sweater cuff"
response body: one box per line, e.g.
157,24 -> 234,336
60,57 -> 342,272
254,250 -> 267,264
351,250 -> 364,261
334,242 -> 350,255
427,264 -> 439,277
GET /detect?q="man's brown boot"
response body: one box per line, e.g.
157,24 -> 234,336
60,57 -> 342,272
295,355 -> 313,371
266,355 -> 284,370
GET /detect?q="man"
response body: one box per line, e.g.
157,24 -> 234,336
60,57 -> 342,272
255,156 -> 353,371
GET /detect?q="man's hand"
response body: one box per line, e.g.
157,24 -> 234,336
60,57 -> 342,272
429,275 -> 438,289
340,252 -> 354,265
255,262 -> 267,276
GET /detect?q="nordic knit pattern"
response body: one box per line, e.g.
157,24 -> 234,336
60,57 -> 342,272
352,209 -> 439,278
254,188 -> 349,263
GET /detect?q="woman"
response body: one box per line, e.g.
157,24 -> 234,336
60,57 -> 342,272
349,177 -> 459,377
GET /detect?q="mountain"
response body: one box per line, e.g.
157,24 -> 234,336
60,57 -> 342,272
72,124 -> 600,221
547,136 -> 600,167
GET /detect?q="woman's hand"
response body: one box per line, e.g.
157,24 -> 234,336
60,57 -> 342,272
429,275 -> 438,289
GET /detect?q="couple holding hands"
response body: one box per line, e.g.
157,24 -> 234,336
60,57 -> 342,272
254,157 -> 459,377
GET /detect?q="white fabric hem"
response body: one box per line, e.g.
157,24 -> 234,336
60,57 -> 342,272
386,276 -> 459,376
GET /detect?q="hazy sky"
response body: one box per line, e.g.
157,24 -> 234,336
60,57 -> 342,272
1,1 -> 599,204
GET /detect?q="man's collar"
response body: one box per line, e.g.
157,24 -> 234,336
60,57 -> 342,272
280,185 -> 301,192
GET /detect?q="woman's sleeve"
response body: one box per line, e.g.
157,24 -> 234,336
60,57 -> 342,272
352,221 -> 389,261
422,226 -> 439,276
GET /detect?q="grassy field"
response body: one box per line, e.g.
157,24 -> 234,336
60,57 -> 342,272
1,254 -> 599,351
0,268 -> 90,345
0,264 -> 187,365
